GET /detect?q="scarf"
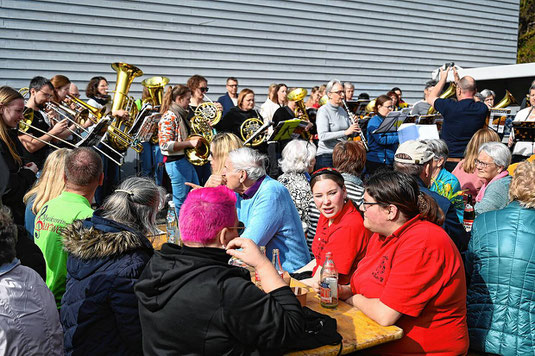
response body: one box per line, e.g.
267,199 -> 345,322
476,170 -> 509,202
91,95 -> 110,106
169,102 -> 191,142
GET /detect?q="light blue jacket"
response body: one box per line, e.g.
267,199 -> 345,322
236,176 -> 311,272
474,175 -> 512,216
466,201 -> 535,355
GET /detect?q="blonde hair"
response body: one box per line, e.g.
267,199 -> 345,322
463,128 -> 500,173
23,148 -> 70,214
0,86 -> 24,164
509,160 -> 535,208
210,132 -> 243,174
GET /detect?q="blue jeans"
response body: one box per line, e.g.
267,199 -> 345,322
141,142 -> 164,186
165,158 -> 199,214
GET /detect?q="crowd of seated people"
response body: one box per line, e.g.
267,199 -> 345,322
1,69 -> 535,355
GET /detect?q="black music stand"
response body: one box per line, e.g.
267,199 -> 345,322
488,109 -> 515,138
136,113 -> 162,142
77,118 -> 110,148
372,110 -> 410,135
347,100 -> 370,117
513,121 -> 535,142
268,119 -> 309,142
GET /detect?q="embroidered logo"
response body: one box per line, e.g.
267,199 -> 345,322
372,256 -> 389,283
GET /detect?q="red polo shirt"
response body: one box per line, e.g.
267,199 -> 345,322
351,215 -> 468,355
312,200 -> 370,284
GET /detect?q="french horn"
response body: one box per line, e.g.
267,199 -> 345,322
184,134 -> 211,166
195,94 -> 221,127
240,117 -> 266,147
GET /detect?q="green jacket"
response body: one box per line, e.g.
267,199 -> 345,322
34,191 -> 93,306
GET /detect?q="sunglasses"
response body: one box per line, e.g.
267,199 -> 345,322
199,87 -> 209,93
228,221 -> 245,236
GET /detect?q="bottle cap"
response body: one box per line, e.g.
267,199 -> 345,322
169,201 -> 175,207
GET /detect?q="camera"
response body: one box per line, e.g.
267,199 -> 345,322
444,62 -> 455,69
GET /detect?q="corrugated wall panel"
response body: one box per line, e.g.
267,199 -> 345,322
0,0 -> 519,103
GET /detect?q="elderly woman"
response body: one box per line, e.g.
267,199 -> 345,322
452,128 -> 501,198
308,168 -> 369,285
223,147 -> 310,272
366,94 -> 399,175
315,79 -> 360,169
307,141 -> 366,245
215,88 -> 258,140
135,186 -> 305,355
277,139 -> 316,233
466,160 -> 535,355
474,142 -> 512,216
337,171 -> 468,354
421,139 -> 463,221
60,177 -> 161,355
0,208 -> 63,355
480,89 -> 495,109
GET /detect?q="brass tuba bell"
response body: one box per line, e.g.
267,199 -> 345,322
141,76 -> 169,107
427,82 -> 457,115
492,90 -> 518,109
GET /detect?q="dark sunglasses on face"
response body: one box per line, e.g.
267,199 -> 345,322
199,87 -> 209,93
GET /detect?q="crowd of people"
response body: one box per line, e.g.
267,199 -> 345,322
0,65 -> 535,355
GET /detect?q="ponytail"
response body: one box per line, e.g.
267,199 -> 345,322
417,192 -> 445,226
160,85 -> 191,114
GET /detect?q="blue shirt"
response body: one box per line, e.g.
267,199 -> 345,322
236,176 -> 311,272
366,114 -> 399,164
435,98 -> 488,158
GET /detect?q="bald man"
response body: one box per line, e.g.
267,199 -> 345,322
68,83 -> 80,99
427,67 -> 488,171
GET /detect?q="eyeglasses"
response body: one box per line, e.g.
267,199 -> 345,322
228,221 -> 245,236
359,201 -> 386,211
474,159 -> 495,169
330,90 -> 344,96
227,84 -> 238,87
199,87 -> 209,93
38,90 -> 54,99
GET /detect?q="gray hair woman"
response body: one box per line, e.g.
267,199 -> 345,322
277,139 -> 317,236
223,147 -> 311,272
60,177 -> 163,355
421,139 -> 464,220
474,142 -> 512,215
480,89 -> 495,108
315,79 -> 360,169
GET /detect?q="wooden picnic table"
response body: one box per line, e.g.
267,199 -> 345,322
149,227 -> 403,354
286,279 -> 403,355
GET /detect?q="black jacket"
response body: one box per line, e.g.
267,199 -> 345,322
135,244 -> 305,356
0,129 -> 36,225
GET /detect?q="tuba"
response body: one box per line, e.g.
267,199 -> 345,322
427,82 -> 456,115
492,90 -> 518,109
107,62 -> 144,153
141,76 -> 169,107
287,88 -> 311,122
141,76 -> 169,144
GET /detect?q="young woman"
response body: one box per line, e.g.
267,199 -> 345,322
366,94 -> 399,175
0,86 -> 37,224
86,76 -> 111,111
309,168 -> 369,284
159,84 -> 200,213
338,171 -> 468,354
206,132 -> 243,187
23,148 -> 70,238
60,177 -> 161,355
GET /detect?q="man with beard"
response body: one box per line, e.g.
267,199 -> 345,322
18,76 -> 70,169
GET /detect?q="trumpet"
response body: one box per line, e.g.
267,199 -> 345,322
342,99 -> 368,151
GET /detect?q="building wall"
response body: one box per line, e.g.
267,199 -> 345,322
1,0 -> 519,103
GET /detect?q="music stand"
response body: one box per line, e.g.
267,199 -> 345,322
267,119 -> 309,142
347,100 -> 370,117
513,121 -> 535,142
136,113 -> 162,142
372,110 -> 410,135
488,109 -> 515,138
243,120 -> 272,146
76,118 -> 111,148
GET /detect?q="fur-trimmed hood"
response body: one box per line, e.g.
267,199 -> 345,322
62,212 -> 153,260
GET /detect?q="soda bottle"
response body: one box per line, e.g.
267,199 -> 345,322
255,246 -> 266,288
166,201 -> 178,244
320,252 -> 338,308
463,194 -> 475,232
272,249 -> 284,278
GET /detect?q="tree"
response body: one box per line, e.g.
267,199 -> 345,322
517,0 -> 535,63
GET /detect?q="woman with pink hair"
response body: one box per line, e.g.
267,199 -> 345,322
135,186 -> 305,355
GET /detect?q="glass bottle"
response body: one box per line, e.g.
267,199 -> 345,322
272,248 -> 284,278
320,252 -> 339,308
463,194 -> 475,232
166,201 -> 178,244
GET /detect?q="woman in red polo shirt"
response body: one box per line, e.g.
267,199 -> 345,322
309,168 -> 370,285
339,170 -> 468,355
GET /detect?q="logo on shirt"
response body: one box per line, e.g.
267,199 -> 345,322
372,256 -> 389,283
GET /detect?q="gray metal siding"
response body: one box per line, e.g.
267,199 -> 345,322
0,0 -> 519,103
